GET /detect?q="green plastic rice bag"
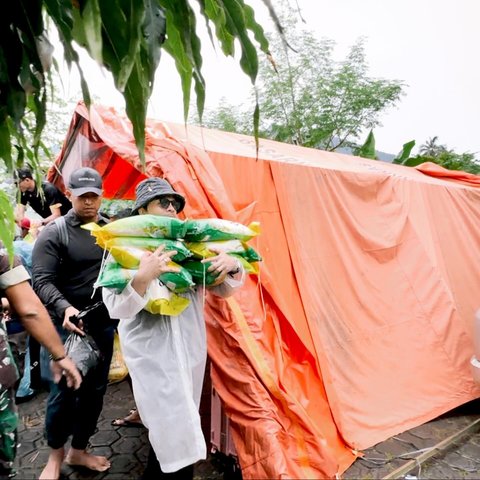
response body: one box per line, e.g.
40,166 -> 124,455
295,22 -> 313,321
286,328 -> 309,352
159,261 -> 195,292
182,260 -> 222,286
242,246 -> 262,263
185,239 -> 262,263
184,219 -> 260,242
96,257 -> 192,315
95,260 -> 134,290
83,214 -> 187,246
230,254 -> 260,275
96,258 -> 194,293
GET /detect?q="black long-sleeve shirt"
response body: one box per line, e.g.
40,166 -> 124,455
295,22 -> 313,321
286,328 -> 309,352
32,209 -> 109,323
21,180 -> 72,218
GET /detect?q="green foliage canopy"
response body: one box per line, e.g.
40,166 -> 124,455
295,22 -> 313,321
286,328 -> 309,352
0,0 -> 273,259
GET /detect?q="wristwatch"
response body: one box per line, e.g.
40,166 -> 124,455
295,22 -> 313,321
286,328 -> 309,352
49,353 -> 66,362
229,261 -> 241,275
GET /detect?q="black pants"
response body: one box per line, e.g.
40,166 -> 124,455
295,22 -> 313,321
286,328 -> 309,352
44,325 -> 115,450
141,446 -> 194,479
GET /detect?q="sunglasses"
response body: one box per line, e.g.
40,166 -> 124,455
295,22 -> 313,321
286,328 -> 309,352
158,197 -> 182,212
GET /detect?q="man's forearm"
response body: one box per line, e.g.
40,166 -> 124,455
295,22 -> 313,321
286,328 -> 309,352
21,309 -> 66,359
14,204 -> 26,222
41,205 -> 62,225
6,283 -> 66,359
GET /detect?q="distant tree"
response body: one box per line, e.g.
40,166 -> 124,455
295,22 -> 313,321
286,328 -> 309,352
394,136 -> 480,174
418,136 -> 448,157
199,100 -> 251,135
435,151 -> 480,174
199,13 -> 405,152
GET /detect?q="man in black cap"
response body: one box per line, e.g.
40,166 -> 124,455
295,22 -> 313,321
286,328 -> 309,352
32,167 -> 116,480
103,177 -> 245,479
15,168 -> 72,226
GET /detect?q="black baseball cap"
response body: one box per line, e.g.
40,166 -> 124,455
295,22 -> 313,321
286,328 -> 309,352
16,168 -> 33,181
68,167 -> 103,196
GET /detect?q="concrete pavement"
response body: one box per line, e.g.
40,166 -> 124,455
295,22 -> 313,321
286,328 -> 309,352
14,380 -> 223,479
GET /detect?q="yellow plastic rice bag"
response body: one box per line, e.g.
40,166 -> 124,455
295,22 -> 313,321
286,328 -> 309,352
109,246 -> 150,269
83,214 -> 187,246
184,219 -> 260,242
145,281 -> 190,315
109,241 -> 191,269
104,237 -> 191,262
185,239 -> 262,263
108,330 -> 128,384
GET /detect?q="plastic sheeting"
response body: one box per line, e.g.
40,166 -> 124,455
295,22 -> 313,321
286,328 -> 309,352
49,102 -> 480,479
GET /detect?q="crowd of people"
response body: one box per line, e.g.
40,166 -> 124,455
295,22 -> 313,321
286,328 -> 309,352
0,167 -> 245,480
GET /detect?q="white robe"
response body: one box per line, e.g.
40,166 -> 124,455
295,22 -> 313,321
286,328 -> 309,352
102,274 -> 244,473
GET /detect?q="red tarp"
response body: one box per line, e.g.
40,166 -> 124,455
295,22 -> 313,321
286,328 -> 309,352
49,102 -> 480,479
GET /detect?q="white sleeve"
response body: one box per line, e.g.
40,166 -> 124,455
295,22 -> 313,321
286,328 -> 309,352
0,265 -> 30,289
102,281 -> 149,319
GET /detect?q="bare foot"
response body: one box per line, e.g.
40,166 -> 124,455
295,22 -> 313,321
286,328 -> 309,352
39,447 -> 64,480
111,407 -> 143,427
65,448 -> 111,472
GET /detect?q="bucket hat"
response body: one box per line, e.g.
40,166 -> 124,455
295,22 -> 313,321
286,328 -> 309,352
132,178 -> 185,214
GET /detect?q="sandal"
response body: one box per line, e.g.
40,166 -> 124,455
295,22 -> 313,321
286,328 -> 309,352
111,408 -> 144,428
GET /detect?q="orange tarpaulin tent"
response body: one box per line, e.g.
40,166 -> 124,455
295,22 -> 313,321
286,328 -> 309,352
49,102 -> 480,479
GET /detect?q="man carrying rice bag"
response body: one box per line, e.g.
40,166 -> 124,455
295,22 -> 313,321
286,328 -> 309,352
102,178 -> 245,479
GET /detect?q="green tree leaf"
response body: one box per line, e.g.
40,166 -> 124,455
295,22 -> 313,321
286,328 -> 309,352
354,130 -> 377,160
393,140 -> 416,164
0,191 -> 15,264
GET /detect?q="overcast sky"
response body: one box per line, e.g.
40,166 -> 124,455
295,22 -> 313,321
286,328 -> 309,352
67,0 -> 479,157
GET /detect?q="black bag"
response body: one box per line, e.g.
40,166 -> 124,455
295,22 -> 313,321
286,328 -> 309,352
73,301 -> 104,327
71,301 -> 117,332
64,332 -> 102,377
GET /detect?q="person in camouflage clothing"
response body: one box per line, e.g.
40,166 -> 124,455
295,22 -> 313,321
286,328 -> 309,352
0,249 -> 81,478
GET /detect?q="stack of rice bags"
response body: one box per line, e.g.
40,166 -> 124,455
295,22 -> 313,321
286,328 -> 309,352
83,215 -> 261,315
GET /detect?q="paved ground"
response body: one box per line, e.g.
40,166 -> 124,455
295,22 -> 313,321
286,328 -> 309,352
344,399 -> 480,480
13,379 -> 480,479
14,380 -> 229,480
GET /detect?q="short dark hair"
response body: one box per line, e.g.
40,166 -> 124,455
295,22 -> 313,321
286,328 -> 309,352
16,168 -> 33,181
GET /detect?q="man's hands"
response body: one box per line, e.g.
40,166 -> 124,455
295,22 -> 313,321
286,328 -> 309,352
131,246 -> 179,297
63,305 -> 84,335
136,245 -> 179,282
202,248 -> 241,284
51,356 -> 82,389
